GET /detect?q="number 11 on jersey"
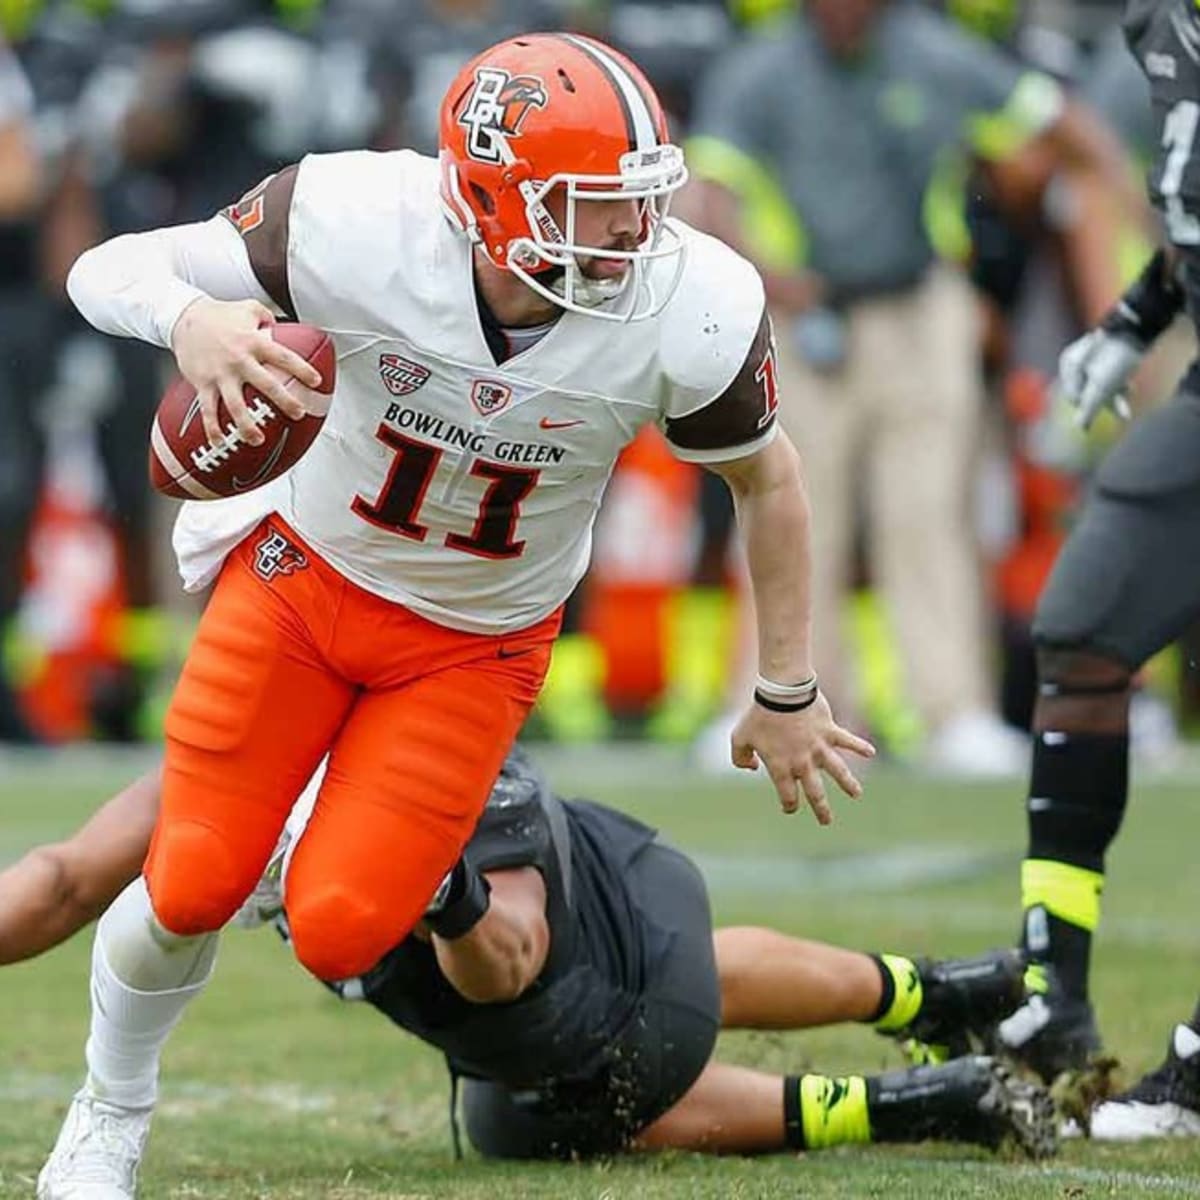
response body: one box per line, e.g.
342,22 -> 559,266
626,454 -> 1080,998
352,425 -> 539,559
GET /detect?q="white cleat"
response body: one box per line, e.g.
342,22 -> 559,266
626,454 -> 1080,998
1089,1024 -> 1200,1141
37,1088 -> 152,1199
1090,1099 -> 1200,1141
922,711 -> 1028,780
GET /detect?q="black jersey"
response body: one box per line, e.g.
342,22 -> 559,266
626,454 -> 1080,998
1125,0 -> 1200,245
354,749 -> 661,1090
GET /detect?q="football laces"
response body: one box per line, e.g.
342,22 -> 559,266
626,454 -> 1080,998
190,395 -> 277,474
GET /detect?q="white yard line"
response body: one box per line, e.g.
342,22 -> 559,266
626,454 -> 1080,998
692,846 -> 1009,894
0,1072 -> 338,1116
694,847 -> 1200,948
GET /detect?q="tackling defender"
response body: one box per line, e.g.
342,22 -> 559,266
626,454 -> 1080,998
995,0 -> 1200,1139
9,751 -> 1053,1182
40,32 -> 873,1197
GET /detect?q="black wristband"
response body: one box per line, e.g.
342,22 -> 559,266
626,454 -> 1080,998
426,861 -> 492,940
754,688 -> 819,713
1101,247 -> 1184,346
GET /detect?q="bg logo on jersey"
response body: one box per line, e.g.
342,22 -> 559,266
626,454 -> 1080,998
378,354 -> 431,397
459,68 -> 548,165
254,530 -> 308,581
472,379 -> 513,416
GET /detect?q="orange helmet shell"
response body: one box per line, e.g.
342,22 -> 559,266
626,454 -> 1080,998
439,33 -> 672,268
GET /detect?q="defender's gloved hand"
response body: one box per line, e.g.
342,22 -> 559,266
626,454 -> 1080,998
1055,328 -> 1140,431
1057,247 -> 1184,432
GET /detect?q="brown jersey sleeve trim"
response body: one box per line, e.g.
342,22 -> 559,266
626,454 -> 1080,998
219,165 -> 299,318
665,309 -> 778,454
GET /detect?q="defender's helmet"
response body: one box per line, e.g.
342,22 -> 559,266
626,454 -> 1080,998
439,32 -> 688,322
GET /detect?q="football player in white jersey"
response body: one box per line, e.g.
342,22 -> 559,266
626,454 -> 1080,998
40,32 -> 873,1198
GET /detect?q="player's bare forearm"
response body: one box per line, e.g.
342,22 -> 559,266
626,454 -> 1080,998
712,432 -> 813,684
0,771 -> 159,965
432,867 -> 550,1004
710,434 -> 873,818
1043,98 -> 1149,234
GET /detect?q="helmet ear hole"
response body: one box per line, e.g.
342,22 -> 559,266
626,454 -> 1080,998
469,182 -> 496,216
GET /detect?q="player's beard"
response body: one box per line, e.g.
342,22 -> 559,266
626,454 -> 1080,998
578,234 -> 639,280
556,236 -> 640,308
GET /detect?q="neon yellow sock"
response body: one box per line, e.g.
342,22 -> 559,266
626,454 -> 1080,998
798,1074 -> 871,1149
1021,859 -> 1104,933
873,954 -> 923,1033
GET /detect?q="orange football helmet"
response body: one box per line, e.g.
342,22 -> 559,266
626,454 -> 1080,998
439,32 -> 688,321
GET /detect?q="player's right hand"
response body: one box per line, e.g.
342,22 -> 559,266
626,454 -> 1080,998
1054,327 -> 1141,432
170,297 -> 323,447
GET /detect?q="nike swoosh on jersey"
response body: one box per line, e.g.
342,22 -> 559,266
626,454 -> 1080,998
538,417 -> 585,430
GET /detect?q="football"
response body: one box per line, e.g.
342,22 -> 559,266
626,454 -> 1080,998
149,322 -> 336,500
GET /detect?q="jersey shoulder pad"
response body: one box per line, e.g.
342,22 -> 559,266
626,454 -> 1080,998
288,150 -> 440,305
291,149 -> 437,243
658,223 -> 766,415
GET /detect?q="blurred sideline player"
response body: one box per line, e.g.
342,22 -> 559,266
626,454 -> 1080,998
2,751 -> 1053,1168
40,31 -> 874,1199
0,31 -> 46,743
993,0 -> 1200,1141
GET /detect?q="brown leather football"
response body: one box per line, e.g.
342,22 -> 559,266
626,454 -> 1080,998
149,322 -> 336,500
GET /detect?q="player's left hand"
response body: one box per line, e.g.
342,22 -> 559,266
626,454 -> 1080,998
1055,327 -> 1140,431
730,693 -> 875,822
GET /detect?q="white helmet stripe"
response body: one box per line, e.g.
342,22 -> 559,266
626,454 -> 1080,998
560,34 -> 658,153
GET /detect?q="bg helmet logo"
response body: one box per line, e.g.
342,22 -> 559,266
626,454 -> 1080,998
458,68 -> 548,165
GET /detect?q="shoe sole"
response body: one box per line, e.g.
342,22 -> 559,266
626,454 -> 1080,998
987,1062 -> 1059,1159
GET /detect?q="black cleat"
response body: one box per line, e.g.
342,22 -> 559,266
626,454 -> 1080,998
882,948 -> 1027,1062
868,1055 -> 1057,1158
1088,1024 -> 1200,1140
993,964 -> 1102,1083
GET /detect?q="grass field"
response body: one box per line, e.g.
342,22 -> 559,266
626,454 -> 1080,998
2,748 -> 1199,1198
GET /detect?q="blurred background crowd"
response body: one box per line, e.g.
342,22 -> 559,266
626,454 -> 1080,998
0,0 -> 1186,777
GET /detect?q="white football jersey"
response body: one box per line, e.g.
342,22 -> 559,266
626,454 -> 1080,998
174,150 -> 777,634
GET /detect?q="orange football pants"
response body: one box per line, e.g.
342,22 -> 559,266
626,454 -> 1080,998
146,517 -> 559,981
